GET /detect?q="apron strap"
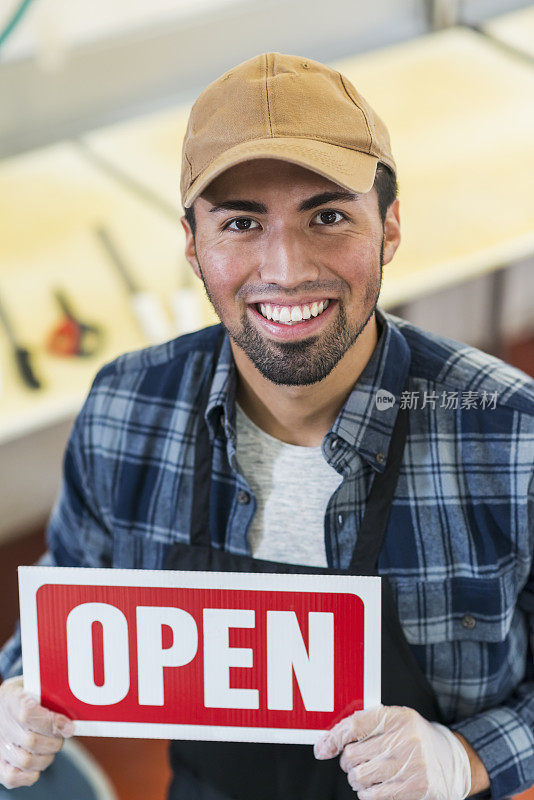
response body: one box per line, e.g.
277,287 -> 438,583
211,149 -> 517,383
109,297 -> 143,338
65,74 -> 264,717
348,405 -> 409,575
190,327 -> 226,548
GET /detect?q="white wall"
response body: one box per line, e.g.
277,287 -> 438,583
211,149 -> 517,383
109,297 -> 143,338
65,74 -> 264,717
1,0 -> 242,62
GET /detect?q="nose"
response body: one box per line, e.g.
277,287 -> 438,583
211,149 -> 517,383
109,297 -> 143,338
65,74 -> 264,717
258,226 -> 319,288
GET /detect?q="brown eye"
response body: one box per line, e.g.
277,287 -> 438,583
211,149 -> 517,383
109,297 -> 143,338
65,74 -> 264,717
315,210 -> 344,225
226,218 -> 259,231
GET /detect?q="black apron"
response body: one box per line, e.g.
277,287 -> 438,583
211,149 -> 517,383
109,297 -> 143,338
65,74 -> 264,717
164,332 -> 444,800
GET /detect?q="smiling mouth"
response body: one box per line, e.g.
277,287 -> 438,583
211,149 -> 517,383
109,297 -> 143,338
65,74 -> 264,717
254,299 -> 331,325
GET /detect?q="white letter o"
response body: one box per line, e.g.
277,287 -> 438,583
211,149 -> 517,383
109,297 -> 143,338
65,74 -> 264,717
66,602 -> 130,705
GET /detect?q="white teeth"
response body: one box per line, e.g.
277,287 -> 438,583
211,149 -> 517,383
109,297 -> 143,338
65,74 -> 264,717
279,307 -> 291,323
256,299 -> 331,323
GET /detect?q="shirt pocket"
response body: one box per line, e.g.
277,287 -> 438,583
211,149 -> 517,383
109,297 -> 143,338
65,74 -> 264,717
393,570 -> 517,645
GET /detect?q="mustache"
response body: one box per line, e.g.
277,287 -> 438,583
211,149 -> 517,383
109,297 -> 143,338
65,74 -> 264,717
236,280 -> 346,301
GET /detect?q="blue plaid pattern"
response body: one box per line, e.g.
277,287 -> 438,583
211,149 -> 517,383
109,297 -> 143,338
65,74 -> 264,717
1,307 -> 533,798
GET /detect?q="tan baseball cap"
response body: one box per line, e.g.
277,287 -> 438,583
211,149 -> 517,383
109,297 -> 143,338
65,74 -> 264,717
180,51 -> 396,209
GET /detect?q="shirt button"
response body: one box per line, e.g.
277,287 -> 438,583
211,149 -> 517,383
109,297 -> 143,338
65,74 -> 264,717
337,513 -> 343,525
237,490 -> 250,505
376,452 -> 386,464
461,615 -> 476,630
331,438 -> 339,450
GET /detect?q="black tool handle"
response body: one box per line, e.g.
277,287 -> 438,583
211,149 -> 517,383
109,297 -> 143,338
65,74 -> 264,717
15,347 -> 41,390
53,289 -> 75,319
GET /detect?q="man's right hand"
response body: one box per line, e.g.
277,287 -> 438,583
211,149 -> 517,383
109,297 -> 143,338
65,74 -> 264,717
0,676 -> 74,788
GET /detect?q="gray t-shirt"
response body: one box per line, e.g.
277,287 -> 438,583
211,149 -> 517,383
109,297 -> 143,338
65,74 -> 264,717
235,402 -> 344,567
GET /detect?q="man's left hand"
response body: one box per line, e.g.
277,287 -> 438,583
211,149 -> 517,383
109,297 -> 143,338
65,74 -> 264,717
314,705 -> 473,800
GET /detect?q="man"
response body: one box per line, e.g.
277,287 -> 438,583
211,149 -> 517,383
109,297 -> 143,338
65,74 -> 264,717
0,53 -> 532,799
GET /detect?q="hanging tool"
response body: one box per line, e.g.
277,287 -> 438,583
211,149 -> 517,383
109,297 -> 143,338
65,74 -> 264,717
0,292 -> 41,389
47,289 -> 103,357
95,226 -> 170,344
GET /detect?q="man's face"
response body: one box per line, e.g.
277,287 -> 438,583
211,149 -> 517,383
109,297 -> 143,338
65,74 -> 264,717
182,159 -> 400,386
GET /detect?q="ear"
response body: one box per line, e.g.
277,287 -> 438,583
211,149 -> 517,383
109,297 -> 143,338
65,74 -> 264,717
381,199 -> 401,266
180,213 -> 201,280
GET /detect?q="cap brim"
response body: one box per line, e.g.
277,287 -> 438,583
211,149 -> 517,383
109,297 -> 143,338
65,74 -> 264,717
182,137 -> 378,208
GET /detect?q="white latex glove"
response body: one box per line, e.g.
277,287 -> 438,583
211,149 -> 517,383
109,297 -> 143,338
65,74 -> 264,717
0,676 -> 74,789
314,705 -> 472,800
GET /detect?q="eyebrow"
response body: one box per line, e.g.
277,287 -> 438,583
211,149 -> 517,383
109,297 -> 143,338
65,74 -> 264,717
299,190 -> 360,211
209,199 -> 267,214
208,190 -> 360,215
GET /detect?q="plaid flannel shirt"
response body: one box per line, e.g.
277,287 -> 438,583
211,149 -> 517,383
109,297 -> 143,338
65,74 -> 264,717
1,307 -> 533,798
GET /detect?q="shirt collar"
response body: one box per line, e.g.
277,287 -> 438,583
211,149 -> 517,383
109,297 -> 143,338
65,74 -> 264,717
328,307 -> 411,472
205,330 -> 238,444
204,307 -> 411,472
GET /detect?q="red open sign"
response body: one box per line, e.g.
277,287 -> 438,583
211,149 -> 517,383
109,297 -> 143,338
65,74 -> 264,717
19,568 -> 381,744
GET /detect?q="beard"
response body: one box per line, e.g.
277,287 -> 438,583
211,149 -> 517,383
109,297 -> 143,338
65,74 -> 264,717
196,242 -> 383,386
